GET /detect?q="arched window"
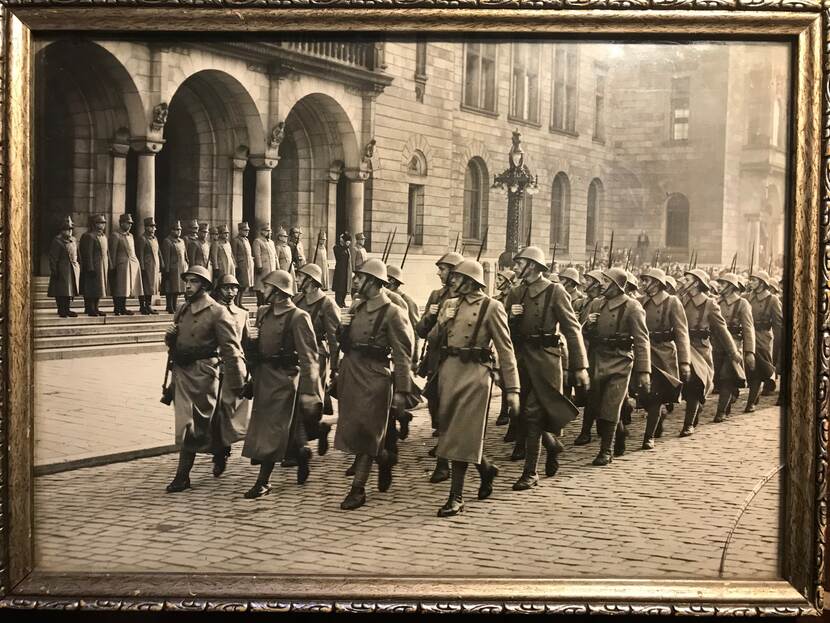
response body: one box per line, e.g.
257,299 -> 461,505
550,172 -> 570,252
586,178 -> 603,248
407,150 -> 427,245
666,193 -> 690,249
463,158 -> 488,241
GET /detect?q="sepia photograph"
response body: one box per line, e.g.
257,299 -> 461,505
29,32 -> 791,583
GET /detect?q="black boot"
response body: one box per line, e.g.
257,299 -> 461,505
397,410 -> 413,440
496,398 -> 509,426
643,406 -> 661,450
212,446 -> 230,477
244,461 -> 274,498
121,297 -> 134,315
593,420 -> 615,466
345,456 -> 358,477
574,412 -> 594,446
510,442 -> 526,461
93,298 -> 105,317
430,457 -> 450,483
745,382 -> 762,413
476,459 -> 499,500
680,399 -> 699,437
297,446 -> 312,485
317,421 -> 331,456
56,297 -> 68,318
504,417 -> 517,442
340,485 -> 366,510
438,461 -> 466,517
65,297 -> 78,317
377,450 -> 395,492
84,297 -> 93,316
166,451 -> 195,492
544,435 -> 564,477
512,471 -> 539,491
613,421 -> 628,457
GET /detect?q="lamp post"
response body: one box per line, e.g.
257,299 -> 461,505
492,130 -> 539,265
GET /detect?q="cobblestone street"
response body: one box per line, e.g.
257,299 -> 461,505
34,362 -> 782,579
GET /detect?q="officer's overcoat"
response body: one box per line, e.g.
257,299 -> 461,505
717,292 -> 755,383
47,235 -> 80,297
79,231 -> 108,297
160,236 -> 188,294
211,241 -> 236,280
109,231 -> 144,298
232,235 -> 255,289
137,234 -> 161,295
186,237 -> 211,270
252,237 -> 278,291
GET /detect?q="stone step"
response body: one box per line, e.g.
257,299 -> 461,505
36,342 -> 168,361
33,295 -> 259,310
36,331 -> 166,350
35,312 -> 177,326
36,321 -> 171,338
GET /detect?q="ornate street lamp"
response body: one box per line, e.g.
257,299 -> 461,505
492,129 -> 539,264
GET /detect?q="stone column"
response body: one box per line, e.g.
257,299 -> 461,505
249,155 -> 278,227
344,170 -> 366,238
327,167 -> 340,246
110,141 -> 130,224
230,155 -> 247,226
131,139 -> 164,229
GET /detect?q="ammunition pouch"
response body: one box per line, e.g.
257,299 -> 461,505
689,329 -> 711,340
522,333 -> 561,348
650,330 -> 675,344
160,384 -> 174,405
263,351 -> 300,369
594,334 -> 634,350
441,346 -> 493,365
346,342 -> 391,363
727,325 -> 743,338
172,347 -> 219,366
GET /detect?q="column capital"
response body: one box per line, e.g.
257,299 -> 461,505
130,138 -> 165,155
343,167 -> 370,183
231,157 -> 248,171
111,142 -> 130,158
249,155 -> 279,170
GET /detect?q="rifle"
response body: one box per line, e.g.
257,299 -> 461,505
590,241 -> 598,270
476,226 -> 489,262
525,209 -> 533,248
607,230 -> 615,268
692,250 -> 698,269
624,248 -> 631,271
311,229 -> 322,265
160,354 -> 174,405
654,249 -> 661,268
383,228 -> 397,264
453,232 -> 460,253
749,241 -> 755,276
730,252 -> 737,274
401,234 -> 414,269
381,229 -> 393,263
549,242 -> 557,273
767,255 -> 773,273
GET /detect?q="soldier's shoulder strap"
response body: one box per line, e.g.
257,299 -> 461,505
255,305 -> 270,328
468,297 -> 491,347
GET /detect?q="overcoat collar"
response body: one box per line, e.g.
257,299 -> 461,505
190,293 -> 213,315
722,291 -> 741,305
461,290 -> 486,305
527,276 -> 552,299
366,290 -> 391,313
304,289 -> 325,305
271,298 -> 297,317
648,290 -> 668,306
606,292 -> 628,311
690,291 -> 709,307
754,288 -> 771,302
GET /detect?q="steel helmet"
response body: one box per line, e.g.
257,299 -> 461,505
513,245 -> 548,270
684,268 -> 711,291
665,275 -> 678,294
709,280 -> 721,295
181,265 -> 213,286
355,258 -> 389,285
496,269 -> 516,284
451,259 -> 486,288
297,263 -> 324,287
262,269 -> 295,296
751,269 -> 774,288
716,272 -> 742,291
769,280 -> 780,294
435,251 -> 464,268
559,267 -> 580,285
217,273 -> 240,288
602,267 -> 628,291
585,269 -> 605,286
641,267 -> 668,287
625,271 -> 639,291
386,265 -> 404,284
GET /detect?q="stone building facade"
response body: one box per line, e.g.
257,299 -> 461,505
33,37 -> 788,297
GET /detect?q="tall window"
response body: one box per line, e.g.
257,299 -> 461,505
463,43 -> 497,112
593,69 -> 606,141
586,179 -> 603,247
670,77 -> 690,142
415,40 -> 427,78
407,150 -> 427,245
666,193 -> 690,248
463,158 -> 488,240
550,172 -> 570,252
551,46 -> 578,133
509,42 -> 540,123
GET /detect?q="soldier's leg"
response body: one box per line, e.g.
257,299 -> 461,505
681,375 -> 703,436
438,461 -> 467,517
592,375 -> 629,466
642,399 -> 662,450
745,377 -> 763,413
715,377 -> 735,422
293,412 -> 312,486
514,393 -> 542,490
121,296 -> 134,315
427,392 -> 450,483
614,396 -> 634,457
83,297 -> 92,315
244,461 -> 275,499
541,431 -> 564,477
475,454 -> 498,500
574,400 -> 595,446
341,453 -> 372,510
211,411 -> 229,478
55,297 -> 66,317
92,298 -> 104,317
166,450 -> 196,492
378,415 -> 398,493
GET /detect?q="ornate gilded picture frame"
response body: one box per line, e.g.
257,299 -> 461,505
0,0 -> 825,616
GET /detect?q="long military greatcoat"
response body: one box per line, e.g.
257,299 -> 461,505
640,290 -> 691,402
294,289 -> 340,361
333,291 -> 412,457
79,230 -> 109,297
137,234 -> 161,296
313,243 -> 330,290
47,234 -> 80,297
211,241 -> 236,281
717,291 -> 755,384
332,243 -> 352,298
415,285 -> 454,378
215,300 -> 252,446
232,235 -> 254,289
160,236 -> 188,294
186,237 -> 211,270
252,236 -> 278,292
171,293 -> 246,452
683,292 -> 738,399
242,299 -> 321,463
432,292 -> 520,463
748,288 -> 783,380
275,242 -> 294,276
109,230 -> 144,298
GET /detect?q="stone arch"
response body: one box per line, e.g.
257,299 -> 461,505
401,134 -> 433,175
456,141 -> 493,181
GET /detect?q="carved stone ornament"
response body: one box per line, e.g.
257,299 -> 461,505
268,121 -> 285,149
151,102 -> 168,133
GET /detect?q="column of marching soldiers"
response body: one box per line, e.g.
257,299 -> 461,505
46,215 -> 783,517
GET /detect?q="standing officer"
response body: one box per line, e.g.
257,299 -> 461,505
506,246 -> 589,489
274,227 -> 294,277
431,260 -> 520,516
241,270 -> 322,498
334,259 -> 413,510
679,268 -> 740,436
638,268 -> 691,449
164,265 -> 246,492
211,224 -> 236,283
186,222 -> 211,272
583,267 -> 650,466
160,221 -> 188,314
289,226 -> 306,271
137,217 -> 161,315
209,225 -> 219,243
415,251 -> 465,483
109,213 -> 144,316
79,214 -> 109,317
714,272 -> 755,421
313,231 -> 330,290
353,232 -> 368,272
233,222 -> 255,308
252,222 -> 278,307
743,270 -> 782,412
332,232 -> 353,308
294,262 -> 341,456
48,215 -> 81,318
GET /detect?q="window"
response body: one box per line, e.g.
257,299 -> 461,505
666,193 -> 690,248
551,45 -> 578,133
550,172 -> 570,252
670,77 -> 690,142
509,43 -> 540,123
408,185 -> 425,245
463,158 -> 489,240
586,179 -> 603,247
594,69 -> 606,141
414,40 -> 427,103
463,43 -> 497,113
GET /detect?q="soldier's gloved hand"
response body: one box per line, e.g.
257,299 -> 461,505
428,304 -> 440,316
392,391 -> 408,410
587,313 -> 599,325
164,326 -> 178,345
248,326 -> 260,341
743,352 -> 755,371
445,305 -> 457,320
505,392 -> 521,419
299,393 -> 322,413
340,312 -> 353,327
679,362 -> 691,382
636,372 -> 651,396
511,304 -> 524,316
572,368 -> 590,390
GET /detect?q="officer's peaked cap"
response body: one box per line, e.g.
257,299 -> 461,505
262,269 -> 294,296
92,214 -> 107,224
435,251 -> 464,268
218,224 -> 230,234
451,259 -> 486,288
355,258 -> 389,285
119,213 -> 133,224
514,245 -> 547,269
181,265 -> 212,285
297,263 -> 324,286
198,222 -> 209,232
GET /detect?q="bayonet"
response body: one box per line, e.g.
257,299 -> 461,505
401,233 -> 413,269
476,227 -> 489,262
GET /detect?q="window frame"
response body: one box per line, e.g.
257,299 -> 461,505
463,158 -> 489,243
462,42 -> 499,115
550,172 -> 571,253
508,42 -> 541,125
670,76 -> 691,143
550,45 -> 579,135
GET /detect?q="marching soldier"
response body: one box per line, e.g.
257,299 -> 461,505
493,268 -> 516,426
164,265 -> 246,493
274,227 -> 294,278
506,246 -> 590,488
583,267 -> 650,466
186,222 -> 211,272
79,214 -> 109,317
241,270 -> 322,498
679,268 -> 740,436
430,260 -> 520,516
294,262 -> 341,456
559,267 -> 585,314
385,265 -> 421,441
109,213 -> 144,316
572,269 -> 606,446
289,226 -> 306,271
48,216 -> 81,318
714,272 -> 755,421
211,273 -> 253,477
233,222 -> 255,307
743,270 -> 782,412
415,251 -> 465,484
160,221 -> 188,314
211,224 -> 236,282
137,217 -> 161,315
638,268 -> 691,449
334,259 -> 413,510
252,223 -> 278,307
